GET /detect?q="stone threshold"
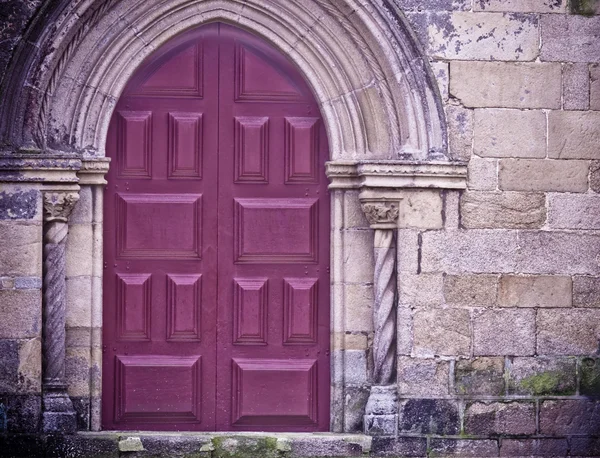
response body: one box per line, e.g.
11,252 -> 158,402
1,431 -> 376,457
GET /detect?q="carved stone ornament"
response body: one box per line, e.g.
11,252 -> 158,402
361,201 -> 399,229
43,192 -> 79,222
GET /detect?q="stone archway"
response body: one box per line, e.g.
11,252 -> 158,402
0,0 -> 465,434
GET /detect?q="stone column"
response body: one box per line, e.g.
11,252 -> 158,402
42,191 -> 79,433
361,199 -> 399,436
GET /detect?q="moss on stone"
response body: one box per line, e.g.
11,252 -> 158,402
571,0 -> 599,16
580,358 -> 600,396
519,371 -> 574,396
212,436 -> 281,458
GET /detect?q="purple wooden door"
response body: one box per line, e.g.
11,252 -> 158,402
103,23 -> 330,432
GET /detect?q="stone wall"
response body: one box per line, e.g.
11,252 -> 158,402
0,0 -> 599,456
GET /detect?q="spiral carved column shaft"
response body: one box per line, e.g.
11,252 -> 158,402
360,200 -> 399,436
42,191 -> 79,433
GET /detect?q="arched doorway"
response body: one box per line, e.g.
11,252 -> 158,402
102,23 -> 330,432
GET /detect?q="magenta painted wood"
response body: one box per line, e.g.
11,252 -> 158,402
103,23 -> 330,432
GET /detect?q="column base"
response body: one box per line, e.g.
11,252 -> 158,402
363,385 -> 398,436
42,385 -> 77,434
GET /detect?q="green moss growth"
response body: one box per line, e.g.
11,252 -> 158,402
212,436 -> 281,458
571,0 -> 599,16
581,358 -> 600,396
519,371 -> 574,396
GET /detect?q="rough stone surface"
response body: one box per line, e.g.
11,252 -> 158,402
398,190 -> 443,229
570,0 -> 600,15
592,64 -> 600,111
398,357 -> 449,396
446,104 -> 473,161
563,63 -> 590,111
592,160 -> 600,193
394,0 -> 471,10
499,159 -> 589,192
431,61 -> 449,101
541,15 -> 600,62
518,232 -> 600,275
464,401 -> 536,435
343,386 -> 369,432
421,229 -> 519,274
455,357 -> 505,396
429,439 -> 499,457
571,437 -> 600,457
0,290 -> 41,339
0,394 -> 41,433
0,189 -> 39,220
413,308 -> 470,356
473,109 -> 546,158
450,62 -> 562,109
467,156 -> 497,191
548,194 -> 600,229
444,274 -> 498,307
474,0 -> 566,12
580,357 -> 600,396
398,399 -> 459,435
423,12 -> 539,61
537,309 -> 600,355
344,284 -> 373,332
460,191 -> 546,229
507,357 -> 577,395
540,400 -> 600,435
0,340 -> 19,393
500,438 -> 569,457
0,222 -> 42,276
574,276 -> 600,307
473,309 -> 535,356
498,275 -> 571,308
371,437 -> 427,457
17,338 -> 41,394
398,273 -> 443,307
344,350 -> 368,386
548,111 -> 600,159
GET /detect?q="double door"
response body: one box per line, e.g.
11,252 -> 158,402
102,23 -> 330,431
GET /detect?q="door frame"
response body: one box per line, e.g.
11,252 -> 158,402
2,0 -> 456,434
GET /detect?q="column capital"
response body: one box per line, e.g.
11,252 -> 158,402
360,199 -> 400,230
43,191 -> 79,223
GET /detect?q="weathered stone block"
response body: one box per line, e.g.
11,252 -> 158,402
574,276 -> 600,307
425,12 -> 539,61
517,232 -> 600,275
455,357 -> 505,396
580,357 -> 600,396
14,277 -> 41,289
592,160 -> 600,193
500,438 -> 568,457
444,190 -> 460,230
0,290 -> 41,339
397,309 -> 412,356
343,386 -> 369,433
395,0 -> 471,10
444,274 -> 498,307
550,193 -> 600,230
413,308 -> 470,356
66,276 -> 93,328
431,61 -> 449,101
429,439 -> 499,457
467,156 -> 497,191
0,222 -> 42,276
450,62 -> 561,109
398,399 -> 459,435
398,273 -> 444,307
464,401 -> 536,435
473,309 -> 535,356
507,357 -> 576,395
548,111 -> 600,159
363,414 -> 397,436
70,186 -> 93,224
397,229 -> 419,274
541,15 -> 600,62
0,188 -> 40,221
0,340 -> 19,393
498,275 -> 571,308
17,338 -> 41,394
460,191 -> 546,229
592,64 -> 600,111
540,400 -> 600,435
474,109 -> 546,158
344,350 -> 368,386
446,104 -> 473,162
66,348 -> 91,398
563,63 -> 590,111
475,0 -> 566,13
343,230 -> 373,283
288,437 -> 365,457
537,309 -> 600,355
571,437 -> 600,457
499,159 -> 589,192
398,357 -> 449,396
371,437 -> 427,458
1,394 -> 41,433
398,190 -> 443,229
421,230 -> 519,274
66,224 -> 94,277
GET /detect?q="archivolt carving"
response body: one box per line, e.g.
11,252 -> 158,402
1,0 -> 447,162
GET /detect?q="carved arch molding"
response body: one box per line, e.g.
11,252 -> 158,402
0,0 -> 467,433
